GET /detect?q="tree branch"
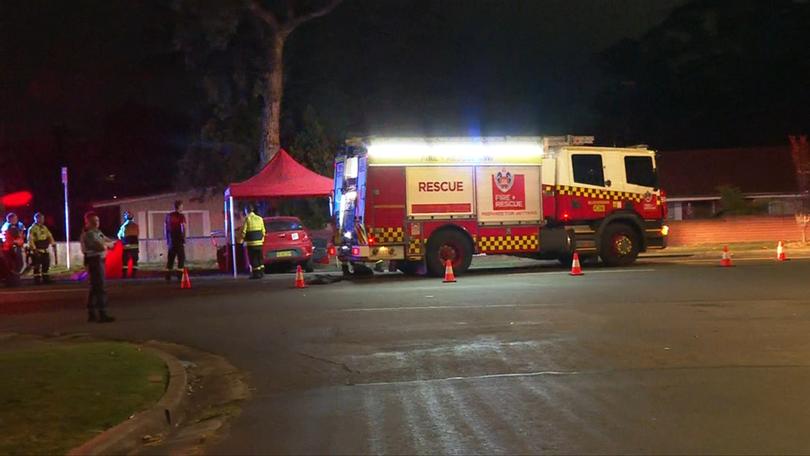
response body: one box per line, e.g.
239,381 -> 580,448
249,0 -> 280,30
282,0 -> 342,35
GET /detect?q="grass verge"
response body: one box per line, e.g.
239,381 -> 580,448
0,341 -> 167,455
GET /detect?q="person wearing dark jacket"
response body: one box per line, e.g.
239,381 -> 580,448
81,211 -> 115,323
164,200 -> 186,281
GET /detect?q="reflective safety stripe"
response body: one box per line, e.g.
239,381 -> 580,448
478,234 -> 539,253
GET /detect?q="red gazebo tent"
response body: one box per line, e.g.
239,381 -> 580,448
224,149 -> 333,277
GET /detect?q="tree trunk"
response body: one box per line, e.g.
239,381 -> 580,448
259,35 -> 285,168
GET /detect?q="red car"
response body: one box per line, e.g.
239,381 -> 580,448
262,216 -> 314,272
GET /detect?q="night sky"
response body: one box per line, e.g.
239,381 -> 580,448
1,0 -> 808,236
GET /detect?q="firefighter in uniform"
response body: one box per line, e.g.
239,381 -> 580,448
27,212 -> 56,284
117,211 -> 140,278
164,200 -> 186,281
241,205 -> 266,279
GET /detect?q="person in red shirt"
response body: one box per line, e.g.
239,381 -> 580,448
164,200 -> 186,281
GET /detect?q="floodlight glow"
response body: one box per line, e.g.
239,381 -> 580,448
366,139 -> 544,165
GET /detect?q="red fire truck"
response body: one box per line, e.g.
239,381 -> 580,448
332,136 -> 668,276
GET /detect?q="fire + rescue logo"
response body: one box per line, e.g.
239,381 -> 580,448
492,168 -> 526,211
494,169 -> 514,193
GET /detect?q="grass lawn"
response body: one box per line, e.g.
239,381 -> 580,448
0,341 -> 167,455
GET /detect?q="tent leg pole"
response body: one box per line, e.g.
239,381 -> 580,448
229,196 -> 237,278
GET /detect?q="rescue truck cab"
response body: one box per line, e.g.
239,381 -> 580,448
332,136 -> 667,276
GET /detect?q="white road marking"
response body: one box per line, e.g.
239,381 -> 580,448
357,369 -> 580,387
343,304 -> 519,312
0,287 -> 85,296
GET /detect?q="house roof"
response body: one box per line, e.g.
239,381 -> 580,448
92,191 -> 182,208
225,148 -> 333,199
656,146 -> 798,198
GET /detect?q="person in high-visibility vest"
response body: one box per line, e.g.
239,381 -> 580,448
240,205 -> 266,279
27,212 -> 56,284
117,211 -> 140,278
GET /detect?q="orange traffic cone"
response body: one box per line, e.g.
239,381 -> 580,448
180,268 -> 192,288
720,245 -> 733,267
294,265 -> 307,289
777,241 -> 787,261
443,259 -> 456,283
569,252 -> 583,276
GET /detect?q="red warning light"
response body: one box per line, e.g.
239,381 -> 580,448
1,191 -> 33,207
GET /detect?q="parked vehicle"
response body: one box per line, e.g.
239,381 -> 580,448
332,136 -> 668,276
216,216 -> 315,273
262,216 -> 314,272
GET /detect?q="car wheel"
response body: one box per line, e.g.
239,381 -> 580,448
303,258 -> 314,273
425,229 -> 473,277
599,223 -> 640,267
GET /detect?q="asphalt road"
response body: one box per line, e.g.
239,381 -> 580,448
3,257 -> 810,454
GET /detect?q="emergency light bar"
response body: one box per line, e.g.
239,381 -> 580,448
365,138 -> 544,166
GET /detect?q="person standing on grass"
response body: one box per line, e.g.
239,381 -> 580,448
164,200 -> 186,282
80,211 -> 115,323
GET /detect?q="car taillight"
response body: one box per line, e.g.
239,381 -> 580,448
328,246 -> 336,256
351,247 -> 360,256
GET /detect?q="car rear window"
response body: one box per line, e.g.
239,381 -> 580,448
265,220 -> 303,232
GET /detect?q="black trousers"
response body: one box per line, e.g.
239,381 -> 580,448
122,248 -> 139,277
85,256 -> 107,312
166,244 -> 186,271
32,250 -> 50,280
247,246 -> 264,276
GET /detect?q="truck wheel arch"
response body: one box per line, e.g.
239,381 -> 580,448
596,212 -> 646,252
424,225 -> 475,276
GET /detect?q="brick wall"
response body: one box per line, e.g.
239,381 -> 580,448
667,216 -> 804,246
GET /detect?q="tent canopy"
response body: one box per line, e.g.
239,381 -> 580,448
225,148 -> 333,199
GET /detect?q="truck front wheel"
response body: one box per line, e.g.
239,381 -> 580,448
599,223 -> 640,267
426,230 -> 473,277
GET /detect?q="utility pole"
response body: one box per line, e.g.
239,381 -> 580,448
62,167 -> 70,269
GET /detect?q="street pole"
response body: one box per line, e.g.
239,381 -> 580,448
61,166 -> 70,269
229,195 -> 237,278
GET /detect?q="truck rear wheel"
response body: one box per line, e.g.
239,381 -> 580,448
425,230 -> 473,277
599,223 -> 640,267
